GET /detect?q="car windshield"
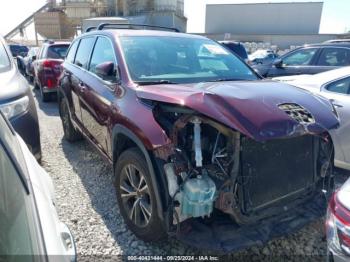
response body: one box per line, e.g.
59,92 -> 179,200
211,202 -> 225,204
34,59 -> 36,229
0,43 -> 11,73
120,36 -> 258,84
47,45 -> 69,59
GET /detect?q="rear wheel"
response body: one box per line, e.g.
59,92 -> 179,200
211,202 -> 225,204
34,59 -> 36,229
115,148 -> 166,242
59,97 -> 83,142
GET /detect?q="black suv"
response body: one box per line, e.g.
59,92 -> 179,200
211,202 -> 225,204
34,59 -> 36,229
254,43 -> 350,77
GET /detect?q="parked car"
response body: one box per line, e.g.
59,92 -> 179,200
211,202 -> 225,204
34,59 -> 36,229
8,44 -> 29,57
274,67 -> 350,171
248,49 -> 278,65
33,41 -> 70,102
326,177 -> 350,262
23,47 -> 39,82
58,25 -> 339,252
0,36 -> 41,161
0,111 -> 76,260
254,43 -> 350,77
219,40 -> 249,61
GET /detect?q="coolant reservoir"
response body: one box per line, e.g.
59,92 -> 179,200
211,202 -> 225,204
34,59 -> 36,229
180,175 -> 216,218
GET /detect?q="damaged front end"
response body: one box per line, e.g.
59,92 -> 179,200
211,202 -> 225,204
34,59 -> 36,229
150,101 -> 336,253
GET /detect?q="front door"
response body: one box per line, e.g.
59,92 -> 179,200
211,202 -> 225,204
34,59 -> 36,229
267,48 -> 319,77
80,36 -> 119,158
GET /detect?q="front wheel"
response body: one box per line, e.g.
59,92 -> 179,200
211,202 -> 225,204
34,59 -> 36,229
59,97 -> 83,142
115,148 -> 167,242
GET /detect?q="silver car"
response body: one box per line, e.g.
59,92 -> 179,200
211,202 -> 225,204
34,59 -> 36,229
0,111 -> 76,261
274,67 -> 350,171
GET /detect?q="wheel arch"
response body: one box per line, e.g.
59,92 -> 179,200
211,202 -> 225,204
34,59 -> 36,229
112,124 -> 165,220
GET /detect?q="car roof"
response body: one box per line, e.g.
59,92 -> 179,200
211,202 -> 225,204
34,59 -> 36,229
302,42 -> 350,49
43,41 -> 71,46
82,29 -> 206,40
309,66 -> 350,84
281,67 -> 350,88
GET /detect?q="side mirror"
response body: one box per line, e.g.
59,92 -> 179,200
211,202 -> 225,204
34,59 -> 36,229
95,61 -> 119,82
273,58 -> 284,68
32,55 -> 37,61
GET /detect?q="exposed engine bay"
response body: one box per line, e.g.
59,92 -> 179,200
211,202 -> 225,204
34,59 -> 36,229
152,102 -> 334,231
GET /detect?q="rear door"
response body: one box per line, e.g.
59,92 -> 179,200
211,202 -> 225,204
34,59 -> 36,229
61,40 -> 84,125
315,47 -> 350,72
321,76 -> 350,163
266,47 -> 320,77
80,36 -> 119,157
71,37 -> 96,128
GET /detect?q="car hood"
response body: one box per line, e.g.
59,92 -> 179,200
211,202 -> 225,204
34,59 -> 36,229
0,67 -> 28,102
136,80 -> 339,141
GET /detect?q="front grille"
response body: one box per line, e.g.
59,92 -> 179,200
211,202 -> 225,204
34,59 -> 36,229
278,103 -> 315,124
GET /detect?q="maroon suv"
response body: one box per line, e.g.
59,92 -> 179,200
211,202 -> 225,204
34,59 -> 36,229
33,41 -> 70,102
58,24 -> 339,252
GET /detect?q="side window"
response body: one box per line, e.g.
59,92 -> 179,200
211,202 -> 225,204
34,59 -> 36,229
89,37 -> 116,76
283,48 -> 317,66
65,40 -> 80,64
317,48 -> 350,66
325,77 -> 350,95
74,37 -> 96,69
0,145 -> 37,257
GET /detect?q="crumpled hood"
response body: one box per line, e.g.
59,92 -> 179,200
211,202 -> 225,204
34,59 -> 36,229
136,80 -> 339,141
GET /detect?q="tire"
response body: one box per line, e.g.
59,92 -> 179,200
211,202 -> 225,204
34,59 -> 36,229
59,97 -> 83,142
115,148 -> 167,242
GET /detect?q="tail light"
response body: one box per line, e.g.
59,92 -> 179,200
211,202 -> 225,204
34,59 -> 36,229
326,181 -> 350,256
43,60 -> 55,70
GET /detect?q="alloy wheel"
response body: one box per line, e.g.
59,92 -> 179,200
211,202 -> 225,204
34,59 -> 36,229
120,164 -> 152,228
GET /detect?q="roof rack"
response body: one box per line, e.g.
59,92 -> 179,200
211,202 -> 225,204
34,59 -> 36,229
85,26 -> 97,33
96,23 -> 180,32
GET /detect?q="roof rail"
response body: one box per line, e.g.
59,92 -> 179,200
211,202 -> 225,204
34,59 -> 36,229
43,39 -> 55,44
85,26 -> 96,33
96,23 -> 180,32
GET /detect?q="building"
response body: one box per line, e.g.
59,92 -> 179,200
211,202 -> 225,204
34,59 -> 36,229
203,2 -> 347,49
205,2 -> 323,35
114,0 -> 186,32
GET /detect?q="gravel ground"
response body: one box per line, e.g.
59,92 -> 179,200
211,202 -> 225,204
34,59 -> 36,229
33,87 -> 329,261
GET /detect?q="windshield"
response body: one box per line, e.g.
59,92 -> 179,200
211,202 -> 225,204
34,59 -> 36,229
0,43 -> 11,73
120,36 -> 258,84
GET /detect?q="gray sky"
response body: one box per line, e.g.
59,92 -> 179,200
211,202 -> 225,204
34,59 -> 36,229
0,0 -> 349,37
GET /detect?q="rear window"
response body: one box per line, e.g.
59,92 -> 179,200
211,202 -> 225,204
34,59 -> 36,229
47,45 -> 69,59
0,43 -> 11,73
9,45 -> 28,55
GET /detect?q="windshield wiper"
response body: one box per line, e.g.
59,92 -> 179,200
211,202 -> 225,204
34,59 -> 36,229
207,78 -> 250,82
135,80 -> 178,85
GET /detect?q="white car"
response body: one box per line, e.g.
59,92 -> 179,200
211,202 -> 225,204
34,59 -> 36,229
0,111 -> 76,261
273,67 -> 350,171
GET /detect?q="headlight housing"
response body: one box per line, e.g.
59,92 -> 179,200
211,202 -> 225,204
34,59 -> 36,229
0,96 -> 29,119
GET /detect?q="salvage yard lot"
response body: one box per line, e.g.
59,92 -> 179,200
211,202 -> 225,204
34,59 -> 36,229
33,85 -> 328,261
